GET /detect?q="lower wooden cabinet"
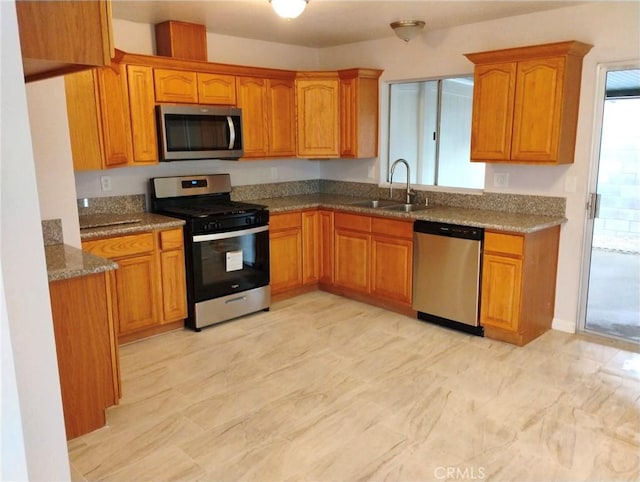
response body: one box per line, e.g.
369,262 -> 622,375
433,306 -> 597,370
269,212 -> 303,295
49,272 -> 120,440
332,212 -> 414,313
480,227 -> 560,345
82,227 -> 187,344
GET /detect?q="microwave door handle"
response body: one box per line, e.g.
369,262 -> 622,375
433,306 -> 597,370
227,116 -> 235,149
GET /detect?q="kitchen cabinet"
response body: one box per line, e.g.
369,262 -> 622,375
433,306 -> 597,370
158,228 -> 188,323
333,212 -> 414,313
302,210 -> 321,285
154,69 -> 237,105
269,212 -> 304,295
296,72 -> 340,158
49,272 -> 120,439
127,65 -> 158,164
16,0 -> 114,82
338,69 -> 383,158
199,73 -> 237,105
236,76 -> 296,158
154,68 -> 198,103
155,20 -> 207,62
82,228 -> 187,344
480,226 -> 560,346
65,63 -> 133,170
318,210 -> 335,286
465,41 -> 592,164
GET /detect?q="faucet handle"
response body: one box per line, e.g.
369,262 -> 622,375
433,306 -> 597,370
407,189 -> 416,205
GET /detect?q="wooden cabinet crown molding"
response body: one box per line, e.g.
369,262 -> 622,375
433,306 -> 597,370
464,40 -> 593,65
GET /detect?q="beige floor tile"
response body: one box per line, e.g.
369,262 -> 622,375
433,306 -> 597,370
69,291 -> 640,482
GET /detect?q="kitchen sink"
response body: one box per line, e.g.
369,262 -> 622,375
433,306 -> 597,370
348,199 -> 402,209
382,203 -> 432,213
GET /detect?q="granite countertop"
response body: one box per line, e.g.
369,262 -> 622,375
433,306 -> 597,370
79,212 -> 186,240
46,244 -> 118,282
254,194 -> 567,233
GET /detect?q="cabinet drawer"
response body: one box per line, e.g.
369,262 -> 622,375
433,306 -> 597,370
270,212 -> 302,231
83,233 -> 155,259
371,217 -> 413,239
484,231 -> 524,257
159,228 -> 184,251
334,212 -> 371,232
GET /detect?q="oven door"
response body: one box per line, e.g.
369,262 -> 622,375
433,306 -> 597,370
191,225 -> 269,301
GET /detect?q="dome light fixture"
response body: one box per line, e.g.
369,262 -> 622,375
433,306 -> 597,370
270,0 -> 309,19
390,20 -> 426,42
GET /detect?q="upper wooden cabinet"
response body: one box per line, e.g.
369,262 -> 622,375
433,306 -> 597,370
17,0 -> 114,82
65,63 -> 133,170
155,20 -> 207,62
237,76 -> 296,158
465,41 -> 592,164
296,72 -> 340,159
338,69 -> 383,158
154,68 -> 237,105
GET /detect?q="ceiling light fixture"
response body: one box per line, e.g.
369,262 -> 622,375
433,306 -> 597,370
390,20 -> 426,42
270,0 -> 309,19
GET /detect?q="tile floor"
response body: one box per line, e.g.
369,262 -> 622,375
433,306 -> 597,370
69,291 -> 640,481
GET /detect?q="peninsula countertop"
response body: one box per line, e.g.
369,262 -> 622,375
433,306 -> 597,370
251,194 -> 566,233
45,244 -> 117,282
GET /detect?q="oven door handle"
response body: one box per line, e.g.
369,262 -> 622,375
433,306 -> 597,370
193,225 -> 268,242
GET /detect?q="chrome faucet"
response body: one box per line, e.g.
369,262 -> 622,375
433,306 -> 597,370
389,158 -> 416,204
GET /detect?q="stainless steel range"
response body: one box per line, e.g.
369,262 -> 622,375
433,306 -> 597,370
151,174 -> 270,331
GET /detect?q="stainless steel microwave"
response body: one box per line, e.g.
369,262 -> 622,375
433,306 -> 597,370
156,105 -> 244,161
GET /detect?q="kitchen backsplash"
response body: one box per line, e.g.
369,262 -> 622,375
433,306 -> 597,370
77,194 -> 146,216
77,181 -> 566,218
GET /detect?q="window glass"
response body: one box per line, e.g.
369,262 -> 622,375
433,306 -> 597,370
388,77 -> 484,189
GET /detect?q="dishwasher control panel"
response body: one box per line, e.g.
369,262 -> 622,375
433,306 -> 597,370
414,220 -> 483,240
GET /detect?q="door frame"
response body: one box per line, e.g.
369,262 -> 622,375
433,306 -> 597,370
577,60 -> 640,335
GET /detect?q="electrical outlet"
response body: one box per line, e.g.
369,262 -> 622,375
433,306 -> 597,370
270,167 -> 278,180
100,176 -> 112,192
493,173 -> 509,188
368,165 -> 375,179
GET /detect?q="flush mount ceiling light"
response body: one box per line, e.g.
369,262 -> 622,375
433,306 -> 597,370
270,0 -> 309,19
390,20 -> 426,42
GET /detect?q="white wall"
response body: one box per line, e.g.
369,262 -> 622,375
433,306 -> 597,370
317,2 -> 640,332
0,0 -> 70,479
26,77 -> 81,248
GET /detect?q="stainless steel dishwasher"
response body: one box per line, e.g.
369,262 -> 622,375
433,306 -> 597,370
412,220 -> 484,336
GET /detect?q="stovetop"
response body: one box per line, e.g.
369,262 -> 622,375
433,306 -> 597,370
157,199 -> 266,219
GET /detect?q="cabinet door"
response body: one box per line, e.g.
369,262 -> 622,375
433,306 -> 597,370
339,77 -> 357,157
160,249 -> 187,323
158,228 -> 187,323
154,69 -> 198,103
112,254 -> 159,335
127,65 -> 158,164
470,62 -> 517,162
267,78 -> 296,157
371,235 -> 413,305
301,211 -> 320,285
296,78 -> 340,158
198,73 -> 236,105
319,210 -> 334,285
480,253 -> 522,332
511,57 -> 565,162
96,64 -> 133,168
64,69 -> 103,171
269,227 -> 303,294
334,229 -> 370,293
236,76 -> 269,158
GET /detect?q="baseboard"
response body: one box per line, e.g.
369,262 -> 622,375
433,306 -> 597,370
552,317 -> 576,334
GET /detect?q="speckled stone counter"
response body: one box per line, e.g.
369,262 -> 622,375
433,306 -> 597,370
254,194 -> 566,233
79,213 -> 186,240
46,244 -> 118,282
